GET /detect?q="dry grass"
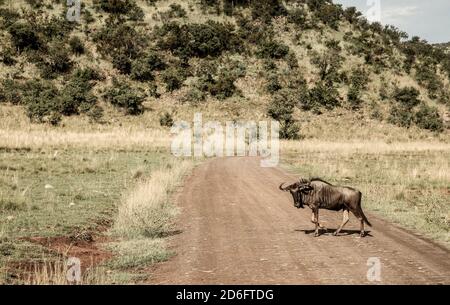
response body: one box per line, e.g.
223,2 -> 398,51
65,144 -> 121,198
107,159 -> 194,274
21,260 -> 111,285
114,160 -> 193,238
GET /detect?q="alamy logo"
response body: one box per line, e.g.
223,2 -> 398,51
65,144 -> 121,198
66,0 -> 81,22
66,257 -> 81,283
366,257 -> 382,282
171,113 -> 280,167
366,0 -> 381,23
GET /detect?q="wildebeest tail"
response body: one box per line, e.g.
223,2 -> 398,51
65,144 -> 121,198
357,192 -> 372,227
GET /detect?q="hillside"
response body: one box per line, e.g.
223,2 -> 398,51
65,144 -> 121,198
0,0 -> 449,138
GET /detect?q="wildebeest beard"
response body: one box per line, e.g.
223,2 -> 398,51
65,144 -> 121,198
294,190 -> 304,209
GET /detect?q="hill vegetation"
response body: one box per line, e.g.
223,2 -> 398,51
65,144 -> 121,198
0,0 -> 449,138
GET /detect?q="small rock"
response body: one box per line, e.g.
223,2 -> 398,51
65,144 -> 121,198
6,216 -> 14,221
45,184 -> 54,189
69,202 -> 76,207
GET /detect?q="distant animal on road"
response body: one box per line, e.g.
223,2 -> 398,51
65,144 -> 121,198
279,178 -> 372,237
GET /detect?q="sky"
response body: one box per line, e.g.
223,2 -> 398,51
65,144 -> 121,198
333,0 -> 450,43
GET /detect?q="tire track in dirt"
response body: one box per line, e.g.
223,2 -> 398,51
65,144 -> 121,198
149,157 -> 450,284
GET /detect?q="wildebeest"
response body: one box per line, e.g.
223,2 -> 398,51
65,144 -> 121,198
279,178 -> 372,237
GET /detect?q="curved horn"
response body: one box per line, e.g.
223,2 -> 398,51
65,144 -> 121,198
279,183 -> 288,191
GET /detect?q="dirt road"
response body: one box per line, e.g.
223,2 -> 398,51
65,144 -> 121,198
149,157 -> 450,284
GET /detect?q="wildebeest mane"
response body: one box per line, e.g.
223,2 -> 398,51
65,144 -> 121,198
309,177 -> 333,185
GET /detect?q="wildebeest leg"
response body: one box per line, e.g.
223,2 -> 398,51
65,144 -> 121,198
360,220 -> 365,237
313,209 -> 320,237
311,211 -> 326,229
333,209 -> 349,236
350,209 -> 366,237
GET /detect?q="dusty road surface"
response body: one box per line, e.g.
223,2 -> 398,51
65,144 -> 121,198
149,157 -> 450,284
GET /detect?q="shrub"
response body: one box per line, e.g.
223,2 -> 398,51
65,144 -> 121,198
161,67 -> 185,92
195,61 -> 242,100
349,67 -> 369,90
8,21 -> 41,52
0,79 -> 22,104
86,105 -> 104,122
94,23 -> 146,60
267,88 -> 300,140
22,80 -> 62,124
1,47 -> 17,66
288,7 -> 308,28
184,87 -> 206,103
266,73 -> 282,94
388,105 -> 414,128
112,53 -> 132,74
40,16 -> 72,43
144,51 -> 167,71
58,72 -> 98,115
94,0 -> 144,21
0,8 -> 21,28
236,14 -> 272,44
257,40 -> 290,59
161,4 -> 187,19
159,112 -> 174,127
311,0 -> 343,30
69,36 -> 85,55
414,103 -> 444,132
38,40 -> 72,79
208,71 -> 239,100
104,78 -> 145,115
130,58 -> 155,82
347,86 -> 362,110
251,0 -> 286,23
301,82 -> 340,111
311,50 -> 343,83
393,87 -> 421,108
156,21 -> 241,59
415,63 -> 442,99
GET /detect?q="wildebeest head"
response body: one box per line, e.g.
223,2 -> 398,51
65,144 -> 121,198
279,179 -> 313,209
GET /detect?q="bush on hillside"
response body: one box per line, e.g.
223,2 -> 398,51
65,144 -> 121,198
94,0 -> 144,21
414,103 -> 444,132
161,67 -> 186,92
38,40 -> 72,79
69,36 -> 85,55
300,82 -> 340,112
22,79 -> 62,125
388,105 -> 414,128
8,21 -> 41,52
104,78 -> 145,115
349,67 -> 369,90
288,7 -> 308,28
58,72 -> 98,115
0,79 -> 22,105
267,88 -> 300,140
130,58 -> 155,82
415,62 -> 442,99
251,0 -> 287,23
257,40 -> 290,60
159,112 -> 174,127
94,23 -> 146,61
393,87 -> 421,108
156,21 -> 242,59
347,86 -> 363,110
160,4 -> 187,20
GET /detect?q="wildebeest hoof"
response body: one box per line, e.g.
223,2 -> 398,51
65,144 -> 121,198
314,232 -> 319,237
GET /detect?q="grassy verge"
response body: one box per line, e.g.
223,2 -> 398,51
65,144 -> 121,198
281,140 -> 450,247
105,159 -> 193,280
0,122 -> 196,284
